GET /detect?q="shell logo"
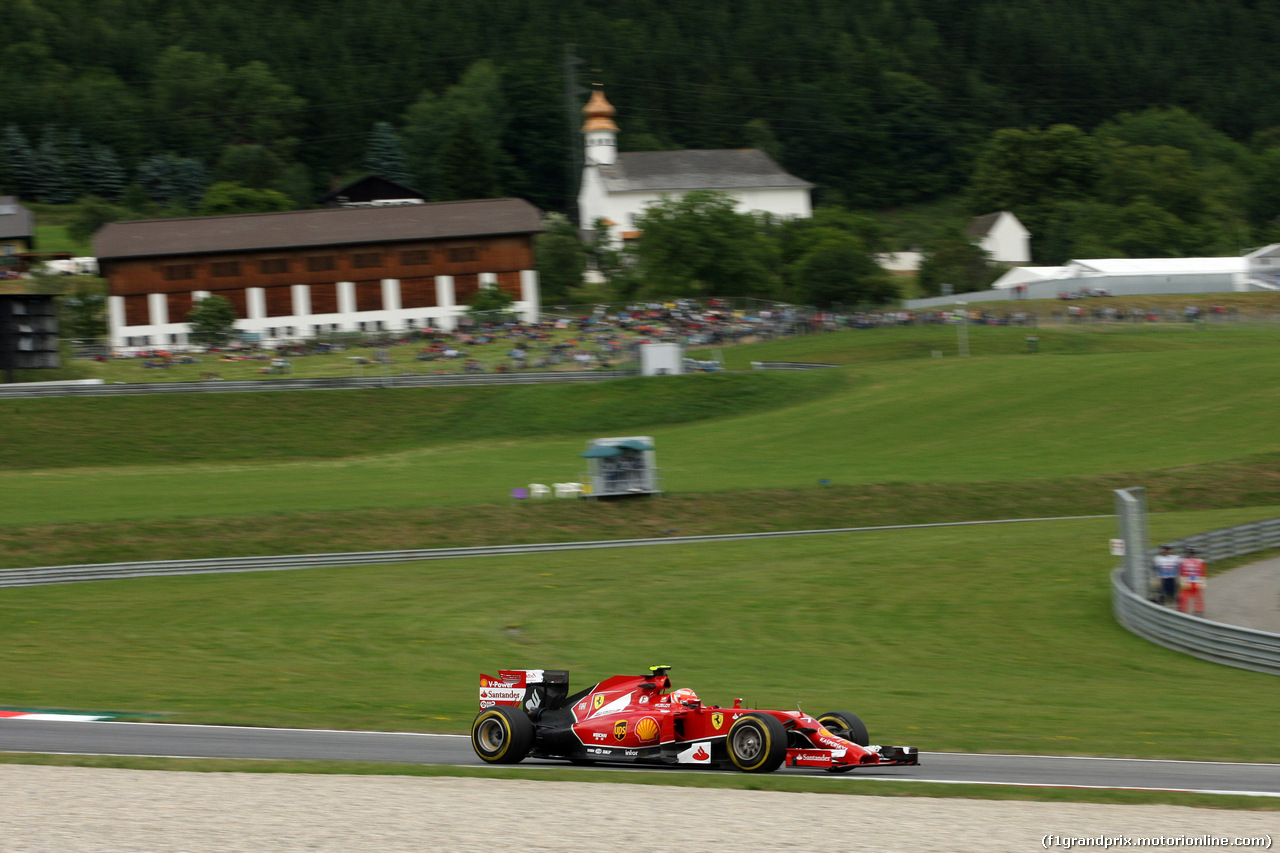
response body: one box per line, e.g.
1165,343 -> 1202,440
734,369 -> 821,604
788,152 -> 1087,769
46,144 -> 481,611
635,717 -> 660,743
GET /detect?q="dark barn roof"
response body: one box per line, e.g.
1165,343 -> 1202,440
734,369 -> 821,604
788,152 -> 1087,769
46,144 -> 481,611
318,175 -> 425,206
95,198 -> 542,261
599,150 -> 813,193
966,212 -> 1002,239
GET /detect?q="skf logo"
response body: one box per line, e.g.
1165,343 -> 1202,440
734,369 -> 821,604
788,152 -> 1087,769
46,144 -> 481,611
711,712 -> 724,731
613,720 -> 628,741
635,717 -> 660,742
592,694 -> 606,711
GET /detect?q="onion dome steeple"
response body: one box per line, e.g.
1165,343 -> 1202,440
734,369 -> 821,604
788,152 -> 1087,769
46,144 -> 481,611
581,84 -> 618,166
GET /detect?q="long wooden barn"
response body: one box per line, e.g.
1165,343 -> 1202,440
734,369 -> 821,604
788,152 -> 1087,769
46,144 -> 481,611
94,198 -> 543,349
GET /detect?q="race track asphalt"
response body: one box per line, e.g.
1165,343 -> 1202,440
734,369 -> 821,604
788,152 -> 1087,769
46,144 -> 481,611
1,718 -> 1278,797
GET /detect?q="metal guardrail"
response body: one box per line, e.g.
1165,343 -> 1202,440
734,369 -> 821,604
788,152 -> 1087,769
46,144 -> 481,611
0,514 -> 1109,589
750,361 -> 839,370
0,370 -> 634,398
1112,516 -> 1280,676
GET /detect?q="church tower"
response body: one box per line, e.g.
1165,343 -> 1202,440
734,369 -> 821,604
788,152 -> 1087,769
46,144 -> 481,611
581,85 -> 618,166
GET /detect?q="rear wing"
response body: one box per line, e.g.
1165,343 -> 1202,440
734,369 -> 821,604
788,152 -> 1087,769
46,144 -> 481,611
479,669 -> 569,715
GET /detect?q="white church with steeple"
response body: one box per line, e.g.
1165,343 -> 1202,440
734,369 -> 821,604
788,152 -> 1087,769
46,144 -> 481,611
576,85 -> 813,244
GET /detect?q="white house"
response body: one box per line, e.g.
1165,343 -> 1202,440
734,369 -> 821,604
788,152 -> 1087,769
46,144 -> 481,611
966,211 -> 1031,265
576,86 -> 813,243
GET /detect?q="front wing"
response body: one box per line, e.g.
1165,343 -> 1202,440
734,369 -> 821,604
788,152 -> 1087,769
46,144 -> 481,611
788,744 -> 920,772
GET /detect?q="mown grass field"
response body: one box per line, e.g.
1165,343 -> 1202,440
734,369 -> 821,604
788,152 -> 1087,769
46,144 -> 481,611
1,320 -> 1278,789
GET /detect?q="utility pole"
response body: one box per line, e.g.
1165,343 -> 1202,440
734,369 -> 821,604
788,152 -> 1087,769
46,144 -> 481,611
0,296 -> 13,384
956,300 -> 969,358
562,44 -> 587,224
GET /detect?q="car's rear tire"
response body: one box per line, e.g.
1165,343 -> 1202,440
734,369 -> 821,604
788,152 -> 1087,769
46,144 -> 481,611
725,712 -> 787,773
471,706 -> 535,764
817,710 -> 869,747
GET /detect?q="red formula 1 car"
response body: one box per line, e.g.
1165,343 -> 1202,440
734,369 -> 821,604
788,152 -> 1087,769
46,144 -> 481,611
471,666 -> 918,773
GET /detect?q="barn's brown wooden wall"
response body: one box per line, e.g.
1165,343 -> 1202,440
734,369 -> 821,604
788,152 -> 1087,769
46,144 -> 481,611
103,236 -> 534,298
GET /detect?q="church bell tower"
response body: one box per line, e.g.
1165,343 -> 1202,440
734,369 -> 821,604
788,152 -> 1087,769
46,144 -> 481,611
581,85 -> 618,167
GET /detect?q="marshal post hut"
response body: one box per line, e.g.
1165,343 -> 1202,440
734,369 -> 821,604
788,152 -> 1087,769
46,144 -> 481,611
580,436 -> 661,498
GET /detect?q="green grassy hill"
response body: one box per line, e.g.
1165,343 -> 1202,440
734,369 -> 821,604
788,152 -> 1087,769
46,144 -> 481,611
4,326 -> 1279,533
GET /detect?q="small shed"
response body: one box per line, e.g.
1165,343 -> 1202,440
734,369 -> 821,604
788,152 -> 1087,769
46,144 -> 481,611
639,342 -> 683,376
580,436 -> 661,497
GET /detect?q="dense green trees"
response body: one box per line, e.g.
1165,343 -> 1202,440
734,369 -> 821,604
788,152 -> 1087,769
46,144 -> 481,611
363,124 -> 412,188
777,208 -> 896,307
198,183 -> 294,216
0,0 -> 1278,221
633,191 -> 780,299
187,295 -> 238,346
534,213 -> 586,305
917,232 -> 1000,297
601,194 -> 898,309
964,108 -> 1264,263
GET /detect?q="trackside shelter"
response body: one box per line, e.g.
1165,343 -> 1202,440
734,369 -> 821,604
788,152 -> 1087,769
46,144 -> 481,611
581,436 -> 661,498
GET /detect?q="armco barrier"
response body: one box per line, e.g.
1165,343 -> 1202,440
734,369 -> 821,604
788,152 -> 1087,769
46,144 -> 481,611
0,370 -> 633,398
1112,516 -> 1280,676
750,361 -> 838,370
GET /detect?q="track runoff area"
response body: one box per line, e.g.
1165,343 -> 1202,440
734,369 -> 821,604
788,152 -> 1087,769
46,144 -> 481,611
2,514 -> 1278,798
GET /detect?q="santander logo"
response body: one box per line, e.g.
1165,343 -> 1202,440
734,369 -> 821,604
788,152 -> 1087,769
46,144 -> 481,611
693,745 -> 709,761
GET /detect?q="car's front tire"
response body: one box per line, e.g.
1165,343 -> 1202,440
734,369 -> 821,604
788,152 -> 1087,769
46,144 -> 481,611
725,712 -> 787,773
816,710 -> 869,747
471,706 -> 535,764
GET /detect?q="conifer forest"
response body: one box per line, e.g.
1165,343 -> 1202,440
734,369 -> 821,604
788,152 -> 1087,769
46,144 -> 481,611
5,0 -> 1280,273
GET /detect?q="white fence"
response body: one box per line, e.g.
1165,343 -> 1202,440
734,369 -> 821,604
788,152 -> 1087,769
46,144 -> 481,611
0,370 -> 634,398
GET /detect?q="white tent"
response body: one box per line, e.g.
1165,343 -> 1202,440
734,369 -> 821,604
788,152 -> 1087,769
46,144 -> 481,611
991,266 -> 1069,290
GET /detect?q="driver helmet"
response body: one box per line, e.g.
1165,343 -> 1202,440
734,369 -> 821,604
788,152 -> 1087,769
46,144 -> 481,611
669,687 -> 699,706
